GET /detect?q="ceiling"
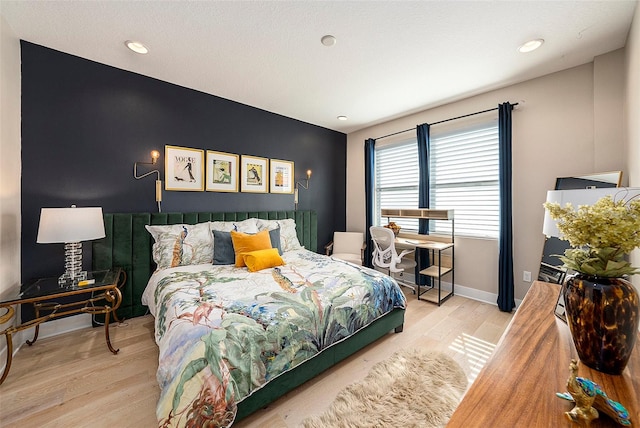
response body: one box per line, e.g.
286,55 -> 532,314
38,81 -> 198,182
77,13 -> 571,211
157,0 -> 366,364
1,1 -> 637,134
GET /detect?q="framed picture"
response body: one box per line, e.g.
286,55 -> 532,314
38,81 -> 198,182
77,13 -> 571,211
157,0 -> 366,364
165,145 -> 204,191
269,159 -> 294,194
206,151 -> 239,192
240,155 -> 269,193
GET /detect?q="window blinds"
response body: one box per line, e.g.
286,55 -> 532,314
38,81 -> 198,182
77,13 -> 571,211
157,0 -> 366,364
430,125 -> 499,238
375,142 -> 420,231
374,122 -> 499,239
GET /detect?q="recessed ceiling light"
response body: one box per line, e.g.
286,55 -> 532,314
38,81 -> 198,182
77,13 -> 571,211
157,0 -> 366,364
125,40 -> 149,54
518,39 -> 544,53
337,115 -> 348,121
321,35 -> 337,47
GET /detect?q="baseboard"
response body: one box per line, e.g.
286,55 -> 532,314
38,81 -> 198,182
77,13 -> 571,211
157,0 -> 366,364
442,281 -> 522,309
403,273 -> 522,309
38,313 -> 93,339
0,314 -> 92,376
0,339 -> 8,378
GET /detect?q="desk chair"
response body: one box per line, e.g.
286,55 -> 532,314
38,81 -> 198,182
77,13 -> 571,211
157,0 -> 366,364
370,226 -> 416,291
325,232 -> 365,265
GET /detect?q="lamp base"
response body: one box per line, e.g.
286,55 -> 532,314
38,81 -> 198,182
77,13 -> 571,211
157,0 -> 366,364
59,241 -> 86,286
58,270 -> 87,286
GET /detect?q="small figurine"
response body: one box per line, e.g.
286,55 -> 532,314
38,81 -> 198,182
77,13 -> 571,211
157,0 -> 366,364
556,359 -> 631,427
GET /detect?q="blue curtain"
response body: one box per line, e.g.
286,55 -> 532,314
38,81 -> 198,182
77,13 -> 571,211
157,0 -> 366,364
497,102 -> 515,312
364,138 -> 376,268
416,123 -> 431,284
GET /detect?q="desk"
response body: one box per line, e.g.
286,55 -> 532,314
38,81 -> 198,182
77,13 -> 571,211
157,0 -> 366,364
381,208 -> 455,305
0,268 -> 124,385
395,237 -> 454,305
447,281 -> 640,427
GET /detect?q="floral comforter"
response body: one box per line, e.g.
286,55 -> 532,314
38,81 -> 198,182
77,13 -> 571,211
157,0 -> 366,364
141,249 -> 406,427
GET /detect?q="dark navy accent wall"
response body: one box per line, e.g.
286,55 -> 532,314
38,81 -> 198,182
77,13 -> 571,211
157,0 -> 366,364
21,41 -> 346,282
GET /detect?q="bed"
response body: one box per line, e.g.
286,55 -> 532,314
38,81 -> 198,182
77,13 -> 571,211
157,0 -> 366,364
92,210 -> 406,426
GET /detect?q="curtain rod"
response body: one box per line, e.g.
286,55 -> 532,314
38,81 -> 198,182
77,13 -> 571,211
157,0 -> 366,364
374,102 -> 519,141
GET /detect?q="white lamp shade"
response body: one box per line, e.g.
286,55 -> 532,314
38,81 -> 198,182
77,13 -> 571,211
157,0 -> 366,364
37,207 -> 106,243
543,188 -> 640,238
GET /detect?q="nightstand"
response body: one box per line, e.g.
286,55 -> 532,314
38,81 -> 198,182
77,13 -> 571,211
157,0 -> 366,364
0,268 -> 125,385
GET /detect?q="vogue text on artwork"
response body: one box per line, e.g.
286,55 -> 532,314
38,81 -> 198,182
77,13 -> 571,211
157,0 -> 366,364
173,155 -> 197,183
165,145 -> 204,191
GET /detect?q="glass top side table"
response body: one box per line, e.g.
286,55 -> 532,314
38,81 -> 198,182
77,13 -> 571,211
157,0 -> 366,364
0,267 -> 125,385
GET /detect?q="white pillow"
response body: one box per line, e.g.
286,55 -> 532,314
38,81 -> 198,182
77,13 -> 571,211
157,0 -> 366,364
145,222 -> 213,269
210,218 -> 259,233
256,218 -> 303,252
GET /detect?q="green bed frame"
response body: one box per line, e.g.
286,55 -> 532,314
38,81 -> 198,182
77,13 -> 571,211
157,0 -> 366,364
91,210 -> 405,422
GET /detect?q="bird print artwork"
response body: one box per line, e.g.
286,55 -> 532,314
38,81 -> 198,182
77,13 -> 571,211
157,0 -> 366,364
171,226 -> 188,268
271,267 -> 297,293
247,164 -> 262,185
557,359 -> 631,427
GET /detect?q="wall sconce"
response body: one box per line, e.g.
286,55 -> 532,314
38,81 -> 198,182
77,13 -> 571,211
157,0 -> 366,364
37,205 -> 106,285
134,150 -> 162,212
294,169 -> 312,210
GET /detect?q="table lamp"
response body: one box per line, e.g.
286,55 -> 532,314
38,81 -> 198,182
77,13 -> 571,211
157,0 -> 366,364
36,205 -> 106,285
543,187 -> 640,238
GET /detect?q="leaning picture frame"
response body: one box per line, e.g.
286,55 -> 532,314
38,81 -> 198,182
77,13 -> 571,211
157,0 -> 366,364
206,150 -> 239,192
165,145 -> 205,191
269,159 -> 294,194
554,286 -> 567,323
241,155 -> 269,193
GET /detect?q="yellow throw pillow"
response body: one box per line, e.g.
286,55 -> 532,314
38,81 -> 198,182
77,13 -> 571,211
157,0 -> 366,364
243,248 -> 285,272
230,229 -> 273,267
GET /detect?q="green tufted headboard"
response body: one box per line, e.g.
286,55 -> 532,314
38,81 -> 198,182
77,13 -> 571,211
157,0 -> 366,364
92,210 -> 317,320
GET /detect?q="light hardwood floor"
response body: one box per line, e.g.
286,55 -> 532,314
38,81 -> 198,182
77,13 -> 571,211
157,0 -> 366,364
0,290 -> 513,427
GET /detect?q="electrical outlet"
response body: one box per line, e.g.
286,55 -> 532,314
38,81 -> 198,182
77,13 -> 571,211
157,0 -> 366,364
523,271 -> 532,282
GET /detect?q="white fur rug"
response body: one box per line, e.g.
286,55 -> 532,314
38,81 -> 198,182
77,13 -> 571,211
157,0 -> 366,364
301,348 -> 467,428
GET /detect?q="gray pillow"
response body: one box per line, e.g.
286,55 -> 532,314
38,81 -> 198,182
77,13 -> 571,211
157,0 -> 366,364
213,227 -> 282,265
269,227 -> 282,255
213,230 -> 235,265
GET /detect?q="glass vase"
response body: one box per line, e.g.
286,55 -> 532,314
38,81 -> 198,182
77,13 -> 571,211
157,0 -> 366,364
564,274 -> 639,375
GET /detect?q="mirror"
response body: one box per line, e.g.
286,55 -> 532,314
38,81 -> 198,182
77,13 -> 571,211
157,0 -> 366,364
554,171 -> 622,191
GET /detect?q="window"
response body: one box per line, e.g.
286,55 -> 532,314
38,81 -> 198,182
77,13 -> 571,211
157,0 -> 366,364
374,141 -> 419,232
374,122 -> 499,239
430,124 -> 499,238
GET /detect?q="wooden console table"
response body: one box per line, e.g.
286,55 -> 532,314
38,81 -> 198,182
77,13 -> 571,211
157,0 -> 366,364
448,280 -> 639,427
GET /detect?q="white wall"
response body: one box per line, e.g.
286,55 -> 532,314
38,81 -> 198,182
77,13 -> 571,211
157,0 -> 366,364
0,15 -> 22,362
594,49 -> 626,175
347,53 -> 628,303
625,2 -> 640,293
